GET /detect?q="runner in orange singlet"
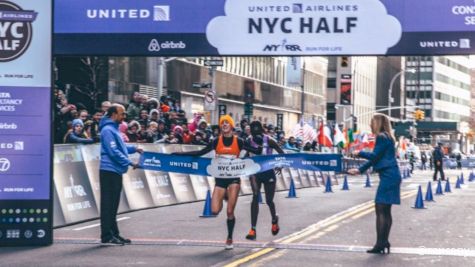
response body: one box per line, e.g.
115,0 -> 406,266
176,115 -> 262,249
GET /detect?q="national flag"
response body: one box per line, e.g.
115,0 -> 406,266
367,133 -> 376,149
292,121 -> 317,145
343,128 -> 349,148
334,124 -> 346,148
347,128 -> 354,145
318,123 -> 333,147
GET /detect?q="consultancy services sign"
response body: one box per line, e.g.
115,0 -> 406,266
0,0 -> 52,246
54,0 -> 475,56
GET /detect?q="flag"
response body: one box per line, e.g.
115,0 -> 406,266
334,125 -> 346,148
318,123 -> 333,147
367,134 -> 376,149
343,128 -> 349,148
347,128 -> 354,145
292,121 -> 317,145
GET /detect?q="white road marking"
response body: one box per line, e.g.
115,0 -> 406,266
73,217 -> 130,231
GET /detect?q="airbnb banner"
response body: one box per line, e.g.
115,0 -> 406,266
55,0 -> 475,55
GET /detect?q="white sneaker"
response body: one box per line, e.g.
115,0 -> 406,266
225,238 -> 233,250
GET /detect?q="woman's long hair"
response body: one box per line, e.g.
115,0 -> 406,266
371,113 -> 396,142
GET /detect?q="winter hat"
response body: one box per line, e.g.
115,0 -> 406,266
198,119 -> 208,127
119,121 -> 128,133
72,119 -> 84,128
219,115 -> 235,128
149,109 -> 160,117
128,120 -> 141,132
173,125 -> 183,134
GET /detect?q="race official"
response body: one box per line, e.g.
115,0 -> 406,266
99,104 -> 143,245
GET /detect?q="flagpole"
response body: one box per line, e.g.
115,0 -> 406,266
300,58 -> 306,121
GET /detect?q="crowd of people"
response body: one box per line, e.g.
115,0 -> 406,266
54,90 -> 324,152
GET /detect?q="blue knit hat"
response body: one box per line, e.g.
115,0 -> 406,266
72,119 -> 84,128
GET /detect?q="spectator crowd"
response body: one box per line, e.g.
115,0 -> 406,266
54,90 -> 321,152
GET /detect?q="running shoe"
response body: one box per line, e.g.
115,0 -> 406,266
245,229 -> 256,240
225,238 -> 234,250
271,216 -> 280,236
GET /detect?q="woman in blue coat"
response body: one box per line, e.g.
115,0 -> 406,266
348,114 -> 401,254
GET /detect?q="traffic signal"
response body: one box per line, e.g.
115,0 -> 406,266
414,109 -> 425,120
341,56 -> 349,68
244,102 -> 254,116
243,81 -> 255,103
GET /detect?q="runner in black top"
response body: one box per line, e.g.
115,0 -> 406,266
245,121 -> 285,240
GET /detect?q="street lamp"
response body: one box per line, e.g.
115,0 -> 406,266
388,68 -> 416,119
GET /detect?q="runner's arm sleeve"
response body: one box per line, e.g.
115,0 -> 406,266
269,138 -> 285,154
240,138 -> 263,155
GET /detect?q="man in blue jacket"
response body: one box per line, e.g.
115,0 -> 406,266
433,142 -> 445,181
100,104 -> 142,245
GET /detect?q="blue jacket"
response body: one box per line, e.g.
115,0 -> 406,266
284,142 -> 300,152
433,146 -> 444,162
358,133 -> 398,173
99,117 -> 137,174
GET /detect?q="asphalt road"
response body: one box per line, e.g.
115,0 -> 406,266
2,169 -> 475,267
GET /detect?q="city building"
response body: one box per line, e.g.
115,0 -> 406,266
403,56 -> 471,149
327,56 -> 378,133
106,57 -> 328,133
375,57 -> 403,119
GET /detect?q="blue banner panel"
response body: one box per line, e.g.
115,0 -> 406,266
139,152 -> 342,178
0,0 -> 52,246
54,0 -> 475,55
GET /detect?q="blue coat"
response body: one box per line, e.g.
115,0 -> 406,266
358,133 -> 398,174
433,146 -> 444,163
99,117 -> 137,174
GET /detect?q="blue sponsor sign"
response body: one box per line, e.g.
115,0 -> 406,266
54,0 -> 475,55
0,0 -> 52,246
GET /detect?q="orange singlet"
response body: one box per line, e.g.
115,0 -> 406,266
216,135 -> 240,157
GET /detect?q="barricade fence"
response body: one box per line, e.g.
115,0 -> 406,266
52,144 -> 410,227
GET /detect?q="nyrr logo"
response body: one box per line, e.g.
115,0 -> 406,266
143,156 -> 161,167
263,39 -> 302,52
0,1 -> 37,62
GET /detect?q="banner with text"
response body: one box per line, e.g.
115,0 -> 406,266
0,0 -> 52,246
55,0 -> 475,56
139,152 -> 342,178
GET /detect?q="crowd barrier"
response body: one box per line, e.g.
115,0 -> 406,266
442,158 -> 475,169
53,144 -> 345,227
53,144 -> 412,227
